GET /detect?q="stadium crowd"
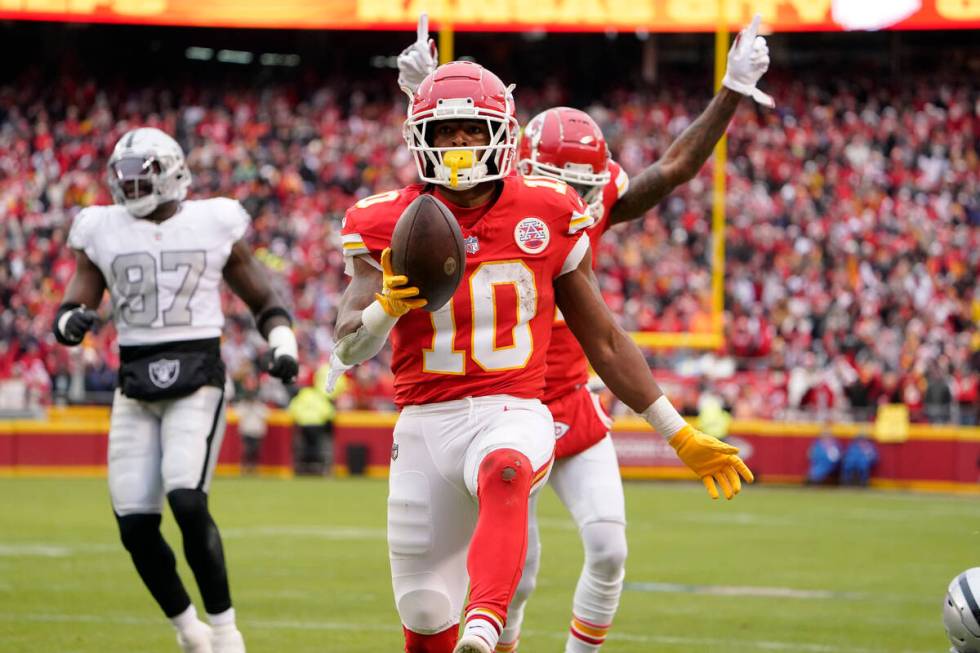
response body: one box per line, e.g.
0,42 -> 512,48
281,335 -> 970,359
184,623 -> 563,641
1,71 -> 977,423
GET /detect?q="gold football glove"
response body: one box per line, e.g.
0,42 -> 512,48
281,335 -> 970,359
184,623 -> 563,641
669,425 -> 754,500
376,247 -> 427,317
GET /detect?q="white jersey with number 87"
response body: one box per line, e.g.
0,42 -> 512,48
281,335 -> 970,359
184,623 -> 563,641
67,198 -> 250,346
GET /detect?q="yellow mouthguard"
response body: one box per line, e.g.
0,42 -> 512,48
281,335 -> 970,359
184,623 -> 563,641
444,150 -> 474,188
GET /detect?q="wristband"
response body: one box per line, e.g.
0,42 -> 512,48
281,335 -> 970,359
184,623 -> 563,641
361,300 -> 399,338
267,325 -> 298,359
256,306 -> 292,336
641,395 -> 688,440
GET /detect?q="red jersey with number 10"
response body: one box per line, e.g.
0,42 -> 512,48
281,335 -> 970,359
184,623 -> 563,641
342,175 -> 593,407
543,160 -> 630,406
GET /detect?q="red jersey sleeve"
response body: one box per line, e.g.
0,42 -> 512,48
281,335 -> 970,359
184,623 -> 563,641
516,174 -> 595,279
340,186 -> 424,273
597,159 -> 630,235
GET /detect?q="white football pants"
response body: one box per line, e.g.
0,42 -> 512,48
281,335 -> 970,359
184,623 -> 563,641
501,434 -> 627,651
108,386 -> 227,516
387,395 -> 555,635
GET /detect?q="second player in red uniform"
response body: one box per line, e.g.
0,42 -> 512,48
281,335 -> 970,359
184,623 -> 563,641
333,60 -> 753,653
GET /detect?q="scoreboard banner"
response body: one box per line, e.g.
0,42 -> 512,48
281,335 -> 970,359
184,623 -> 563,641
1,0 -> 978,32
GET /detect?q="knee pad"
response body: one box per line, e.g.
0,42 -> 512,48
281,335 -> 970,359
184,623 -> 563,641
388,471 -> 433,558
167,489 -> 209,525
582,522 -> 628,579
167,489 -> 222,557
403,624 -> 458,653
116,513 -> 163,552
397,587 -> 456,636
477,449 -> 533,501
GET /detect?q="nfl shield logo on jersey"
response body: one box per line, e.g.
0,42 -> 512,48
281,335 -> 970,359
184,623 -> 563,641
148,358 -> 180,389
514,217 -> 550,254
464,235 -> 480,255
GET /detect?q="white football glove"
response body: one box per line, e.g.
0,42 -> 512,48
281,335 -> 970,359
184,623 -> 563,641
721,14 -> 774,108
397,13 -> 438,96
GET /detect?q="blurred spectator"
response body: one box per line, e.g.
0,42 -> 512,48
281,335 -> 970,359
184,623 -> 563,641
287,364 -> 346,475
806,434 -> 842,485
840,436 -> 879,487
696,385 -> 732,440
235,382 -> 269,475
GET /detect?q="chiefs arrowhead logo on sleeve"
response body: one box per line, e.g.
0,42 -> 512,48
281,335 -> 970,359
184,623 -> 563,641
514,216 -> 550,254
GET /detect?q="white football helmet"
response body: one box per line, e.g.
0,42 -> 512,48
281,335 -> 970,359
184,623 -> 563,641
945,569 -> 980,652
107,127 -> 191,217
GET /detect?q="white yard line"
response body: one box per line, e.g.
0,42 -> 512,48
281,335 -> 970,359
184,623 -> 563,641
0,543 -> 117,557
625,580 -> 862,600
0,612 -> 932,653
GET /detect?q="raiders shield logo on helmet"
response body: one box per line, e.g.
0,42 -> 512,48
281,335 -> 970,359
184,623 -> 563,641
148,358 -> 180,389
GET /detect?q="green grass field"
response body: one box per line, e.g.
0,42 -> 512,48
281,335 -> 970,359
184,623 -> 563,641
0,476 -> 976,652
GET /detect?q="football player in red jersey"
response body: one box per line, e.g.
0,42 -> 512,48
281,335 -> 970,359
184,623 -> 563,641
332,60 -> 752,653
396,16 -> 773,653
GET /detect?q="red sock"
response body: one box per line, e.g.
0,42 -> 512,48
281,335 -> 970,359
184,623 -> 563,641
404,624 -> 458,653
465,448 -> 534,622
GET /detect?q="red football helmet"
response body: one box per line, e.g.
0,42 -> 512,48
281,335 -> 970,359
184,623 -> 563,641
519,107 -> 611,215
404,61 -> 519,190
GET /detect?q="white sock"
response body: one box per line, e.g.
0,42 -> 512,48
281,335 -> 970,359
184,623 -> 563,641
565,522 -> 627,652
170,604 -> 201,632
208,607 -> 236,628
462,611 -> 501,650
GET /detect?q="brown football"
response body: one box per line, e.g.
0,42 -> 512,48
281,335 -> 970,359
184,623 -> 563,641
389,194 -> 466,312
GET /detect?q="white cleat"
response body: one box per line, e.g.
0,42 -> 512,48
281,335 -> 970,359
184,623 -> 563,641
211,624 -> 246,653
453,634 -> 493,653
176,621 -> 213,653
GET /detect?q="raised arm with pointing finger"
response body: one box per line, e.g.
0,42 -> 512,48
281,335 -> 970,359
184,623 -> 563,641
607,14 -> 772,225
397,13 -> 438,97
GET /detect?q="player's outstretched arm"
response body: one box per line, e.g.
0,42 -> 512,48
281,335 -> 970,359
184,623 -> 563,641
53,250 -> 106,346
607,89 -> 742,226
330,250 -> 425,387
335,255 -> 384,343
555,251 -> 753,499
607,15 -> 772,227
223,240 -> 299,383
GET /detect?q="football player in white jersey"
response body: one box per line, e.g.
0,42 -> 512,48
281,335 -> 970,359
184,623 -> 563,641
53,127 -> 299,653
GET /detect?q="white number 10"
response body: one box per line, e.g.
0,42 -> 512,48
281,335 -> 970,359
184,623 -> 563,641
423,261 -> 537,374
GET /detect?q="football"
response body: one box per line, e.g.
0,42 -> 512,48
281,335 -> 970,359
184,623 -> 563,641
389,193 -> 466,312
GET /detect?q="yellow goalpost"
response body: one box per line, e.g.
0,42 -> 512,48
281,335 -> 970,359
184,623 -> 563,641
632,1 -> 728,351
